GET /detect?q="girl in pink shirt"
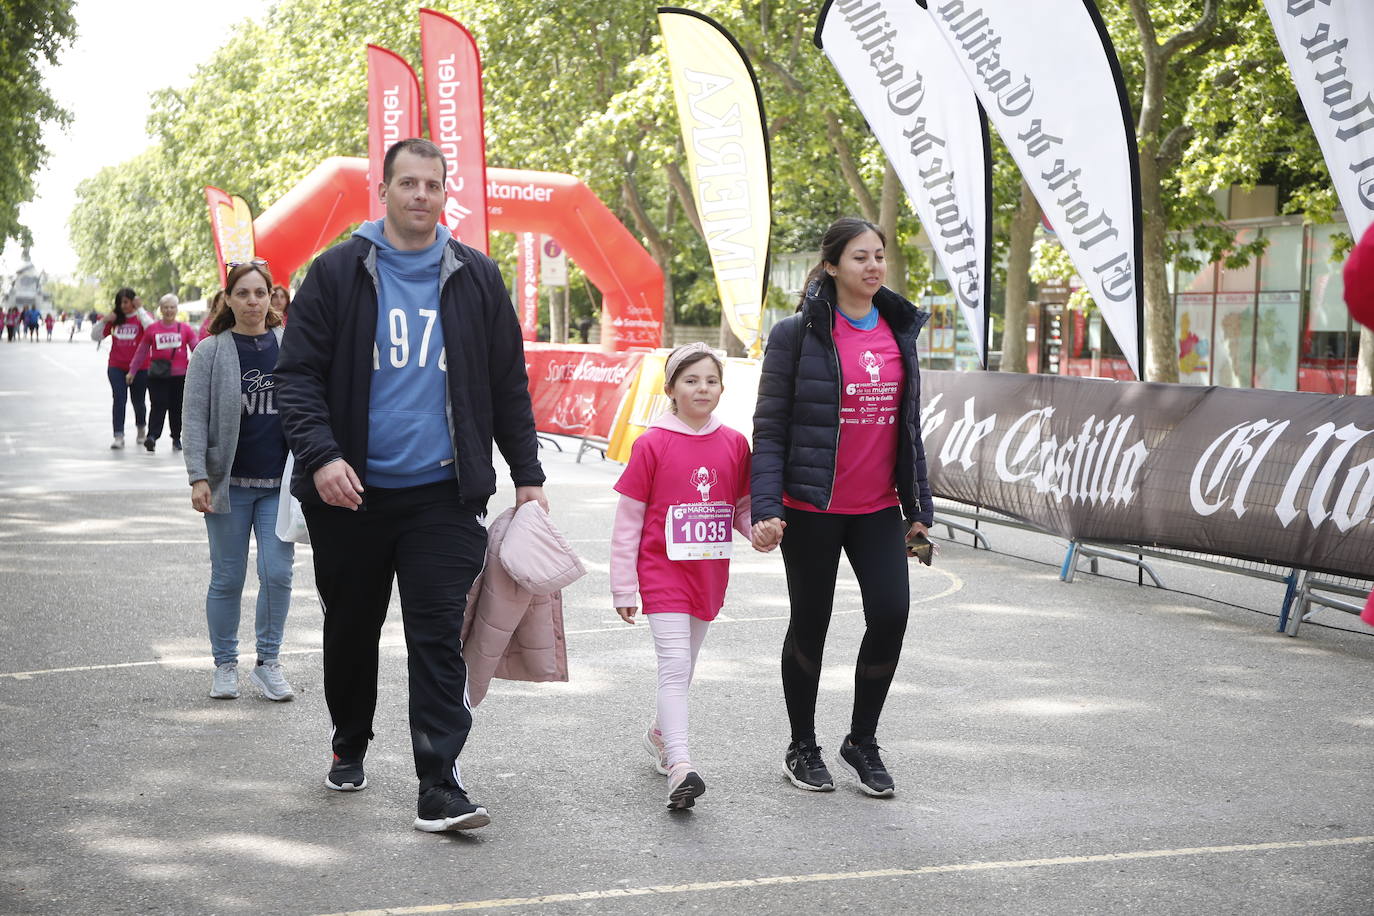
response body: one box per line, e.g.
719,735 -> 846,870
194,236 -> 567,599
611,343 -> 751,810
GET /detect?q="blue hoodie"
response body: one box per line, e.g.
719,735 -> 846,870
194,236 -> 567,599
353,219 -> 455,489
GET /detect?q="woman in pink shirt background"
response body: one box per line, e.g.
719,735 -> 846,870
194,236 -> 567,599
611,343 -> 752,811
128,293 -> 199,452
91,287 -> 154,450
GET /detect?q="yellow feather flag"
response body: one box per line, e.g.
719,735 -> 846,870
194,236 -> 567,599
658,7 -> 771,358
204,186 -> 256,287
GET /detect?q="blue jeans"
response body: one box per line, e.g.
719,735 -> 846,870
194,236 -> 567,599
205,485 -> 295,666
107,366 -> 147,435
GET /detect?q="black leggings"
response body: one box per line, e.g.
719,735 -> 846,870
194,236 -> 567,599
147,375 -> 185,441
779,505 -> 910,743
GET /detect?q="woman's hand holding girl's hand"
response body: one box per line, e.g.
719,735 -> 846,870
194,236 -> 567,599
616,605 -> 638,624
190,480 -> 212,514
751,517 -> 786,552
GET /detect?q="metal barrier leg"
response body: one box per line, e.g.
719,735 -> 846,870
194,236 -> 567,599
1276,569 -> 1299,633
933,514 -> 991,550
1071,544 -> 1165,588
1285,571 -> 1312,637
1060,541 -> 1080,583
537,435 -> 563,452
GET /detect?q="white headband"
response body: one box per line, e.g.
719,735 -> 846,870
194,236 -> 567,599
665,342 -> 717,384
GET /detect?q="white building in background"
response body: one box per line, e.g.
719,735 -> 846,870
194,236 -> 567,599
3,249 -> 54,315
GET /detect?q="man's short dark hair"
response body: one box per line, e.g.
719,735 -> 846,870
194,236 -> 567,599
382,138 -> 448,185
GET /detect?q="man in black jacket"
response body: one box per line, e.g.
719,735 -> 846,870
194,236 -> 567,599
276,138 -> 546,834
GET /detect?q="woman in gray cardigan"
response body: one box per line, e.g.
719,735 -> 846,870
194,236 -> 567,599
182,262 -> 294,702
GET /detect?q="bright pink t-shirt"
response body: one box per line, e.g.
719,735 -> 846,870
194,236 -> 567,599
614,422 -> 751,620
130,321 -> 199,376
102,317 -> 151,371
786,315 -> 904,515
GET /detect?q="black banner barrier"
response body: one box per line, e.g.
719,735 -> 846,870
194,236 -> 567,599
921,371 -> 1374,581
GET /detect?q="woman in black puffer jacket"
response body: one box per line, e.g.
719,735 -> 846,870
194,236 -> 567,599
750,217 -> 933,799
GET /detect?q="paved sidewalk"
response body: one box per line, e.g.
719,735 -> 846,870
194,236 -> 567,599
1,340 -> 1371,915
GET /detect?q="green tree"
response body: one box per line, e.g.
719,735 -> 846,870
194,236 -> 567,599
68,147 -> 188,298
0,0 -> 77,246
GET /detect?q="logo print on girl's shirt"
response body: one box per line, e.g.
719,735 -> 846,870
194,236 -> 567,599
688,466 -> 718,502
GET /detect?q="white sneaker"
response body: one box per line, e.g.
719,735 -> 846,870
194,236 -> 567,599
136,425 -> 147,442
643,722 -> 668,775
210,662 -> 239,699
250,659 -> 294,701
110,435 -> 125,450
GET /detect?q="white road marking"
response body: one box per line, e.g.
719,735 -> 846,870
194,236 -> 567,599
0,570 -> 963,680
39,354 -> 79,376
316,836 -> 1374,915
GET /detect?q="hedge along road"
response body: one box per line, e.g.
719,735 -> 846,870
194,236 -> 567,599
1,338 -> 1371,915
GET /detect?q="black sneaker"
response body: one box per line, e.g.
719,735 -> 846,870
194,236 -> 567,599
172,439 -> 182,451
143,436 -> 155,452
784,739 -> 835,791
837,736 -> 895,797
414,785 -> 490,832
324,754 -> 367,791
667,765 -> 706,810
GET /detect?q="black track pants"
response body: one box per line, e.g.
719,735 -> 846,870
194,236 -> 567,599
779,505 -> 910,744
304,480 -> 487,793
148,375 -> 185,441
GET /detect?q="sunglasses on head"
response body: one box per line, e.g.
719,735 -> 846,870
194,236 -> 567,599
226,258 -> 269,268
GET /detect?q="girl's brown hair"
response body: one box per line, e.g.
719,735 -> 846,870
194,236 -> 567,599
208,263 -> 281,335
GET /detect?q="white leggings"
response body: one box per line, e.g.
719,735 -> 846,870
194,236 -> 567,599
648,612 -> 711,768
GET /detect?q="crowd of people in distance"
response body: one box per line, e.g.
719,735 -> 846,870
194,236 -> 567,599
4,306 -> 94,342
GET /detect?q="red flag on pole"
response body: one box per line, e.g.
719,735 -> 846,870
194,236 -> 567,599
420,8 -> 490,252
204,186 -> 255,288
367,45 -> 423,222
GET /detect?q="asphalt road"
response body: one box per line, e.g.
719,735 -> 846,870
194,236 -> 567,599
1,335 -> 1371,915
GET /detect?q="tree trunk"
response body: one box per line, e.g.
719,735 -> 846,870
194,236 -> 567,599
1139,147 -> 1177,382
1358,325 -> 1373,396
562,286 -> 572,347
825,110 -> 879,223
1127,0 -> 1219,383
622,173 -> 675,348
719,312 -> 745,357
1002,180 -> 1040,373
549,287 -> 565,343
877,162 -> 907,297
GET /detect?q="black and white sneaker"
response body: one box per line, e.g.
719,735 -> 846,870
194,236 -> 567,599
414,786 -> 491,832
324,754 -> 367,791
837,736 -> 895,797
666,763 -> 706,810
784,739 -> 835,791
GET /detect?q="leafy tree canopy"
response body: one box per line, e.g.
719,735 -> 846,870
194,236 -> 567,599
1,0 -> 77,247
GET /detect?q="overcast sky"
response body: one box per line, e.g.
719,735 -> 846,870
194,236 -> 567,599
2,0 -> 274,279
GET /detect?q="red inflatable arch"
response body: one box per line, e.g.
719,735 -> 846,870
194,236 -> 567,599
253,157 -> 662,349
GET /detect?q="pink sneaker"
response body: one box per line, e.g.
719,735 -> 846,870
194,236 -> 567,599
643,723 -> 668,775
667,762 -> 706,810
